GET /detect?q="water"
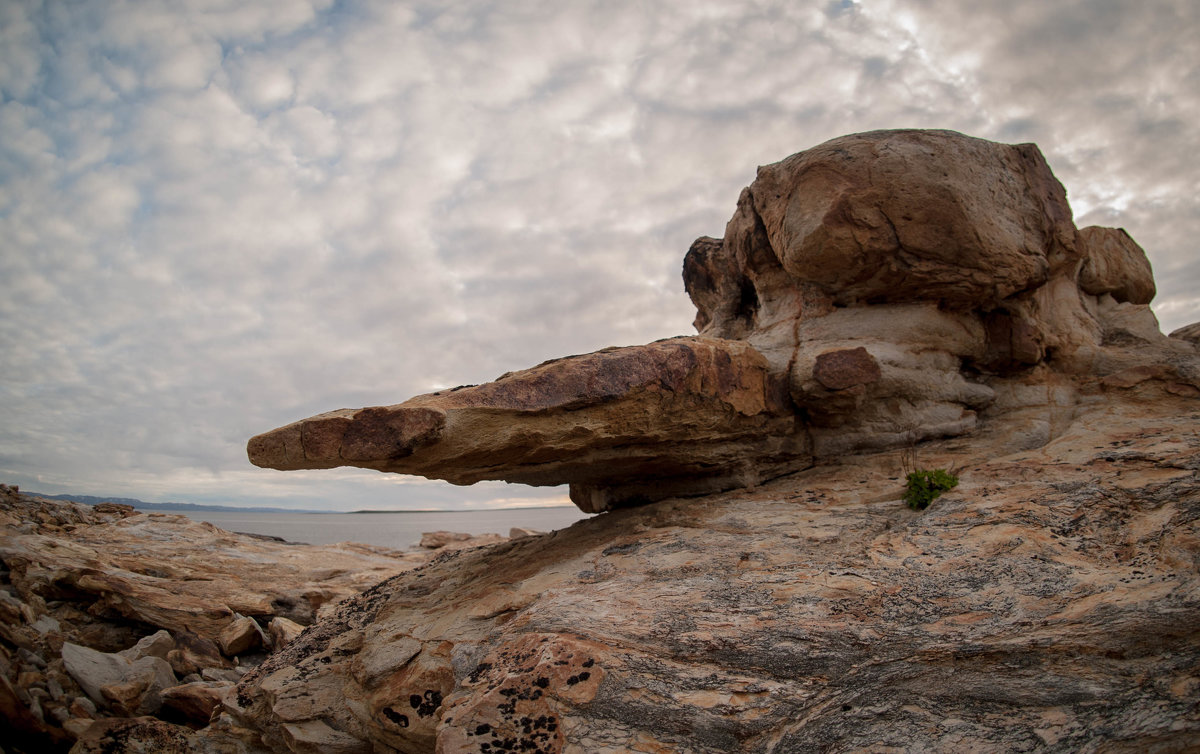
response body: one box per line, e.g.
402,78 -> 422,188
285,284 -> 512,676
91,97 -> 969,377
180,507 -> 592,550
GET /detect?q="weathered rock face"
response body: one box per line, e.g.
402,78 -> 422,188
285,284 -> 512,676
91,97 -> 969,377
249,129 -> 1198,512
221,396 -> 1200,753
249,337 -> 809,513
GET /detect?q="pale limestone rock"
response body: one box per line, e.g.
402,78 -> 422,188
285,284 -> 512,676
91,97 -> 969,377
61,643 -> 176,715
99,656 -> 176,716
119,630 -> 174,662
267,617 -> 304,651
61,643 -> 137,708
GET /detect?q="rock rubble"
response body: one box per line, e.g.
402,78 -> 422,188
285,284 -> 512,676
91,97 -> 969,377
0,484 -> 514,751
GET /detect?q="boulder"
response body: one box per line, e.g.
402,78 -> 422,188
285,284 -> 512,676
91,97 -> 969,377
418,531 -> 474,549
1077,225 -> 1156,304
62,643 -> 139,709
160,681 -> 229,725
742,129 -> 1077,307
119,630 -> 175,662
218,614 -> 267,657
166,632 -> 228,677
267,617 -> 304,651
99,656 -> 176,716
61,643 -> 176,715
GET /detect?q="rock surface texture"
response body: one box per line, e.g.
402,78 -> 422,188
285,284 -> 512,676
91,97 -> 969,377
221,397 -> 1200,753
248,129 -> 1198,511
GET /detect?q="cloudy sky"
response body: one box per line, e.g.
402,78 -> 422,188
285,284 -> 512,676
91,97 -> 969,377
2,0 -> 1197,511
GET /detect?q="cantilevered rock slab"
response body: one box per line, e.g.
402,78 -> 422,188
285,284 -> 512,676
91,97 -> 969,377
248,337 -> 809,512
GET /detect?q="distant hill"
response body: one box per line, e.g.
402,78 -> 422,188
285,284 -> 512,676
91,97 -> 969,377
27,492 -> 332,514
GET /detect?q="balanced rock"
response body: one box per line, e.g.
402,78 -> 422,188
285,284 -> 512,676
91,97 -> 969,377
248,129 -> 1199,512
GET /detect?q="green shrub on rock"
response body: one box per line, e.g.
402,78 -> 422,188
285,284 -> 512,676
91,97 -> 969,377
904,468 -> 959,510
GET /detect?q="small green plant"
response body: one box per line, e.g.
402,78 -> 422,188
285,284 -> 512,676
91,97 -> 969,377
899,443 -> 959,510
903,467 -> 959,510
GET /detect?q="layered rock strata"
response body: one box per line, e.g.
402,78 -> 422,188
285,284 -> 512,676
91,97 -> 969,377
248,129 -> 1199,511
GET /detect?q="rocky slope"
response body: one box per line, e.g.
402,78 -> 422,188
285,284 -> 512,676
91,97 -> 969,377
0,488 -> 507,752
37,389 -> 1198,753
229,394 -> 1200,753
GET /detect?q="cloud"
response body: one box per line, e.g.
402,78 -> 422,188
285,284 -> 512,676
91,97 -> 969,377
1,0 -> 1197,510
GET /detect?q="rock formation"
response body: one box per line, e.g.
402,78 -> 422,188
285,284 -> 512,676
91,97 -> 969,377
248,129 -> 1198,512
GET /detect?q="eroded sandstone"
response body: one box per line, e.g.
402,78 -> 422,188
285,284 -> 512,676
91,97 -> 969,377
249,337 -> 809,513
249,129 -> 1199,512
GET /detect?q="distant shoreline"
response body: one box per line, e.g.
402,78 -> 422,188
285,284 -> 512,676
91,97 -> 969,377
25,491 -> 578,516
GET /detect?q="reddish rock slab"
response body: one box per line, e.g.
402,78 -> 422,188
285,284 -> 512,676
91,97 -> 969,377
248,337 -> 810,512
812,347 -> 882,390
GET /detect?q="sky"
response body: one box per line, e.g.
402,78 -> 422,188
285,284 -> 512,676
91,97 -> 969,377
1,0 -> 1197,512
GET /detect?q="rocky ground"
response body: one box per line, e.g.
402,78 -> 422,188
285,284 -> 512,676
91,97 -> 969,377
5,387 -> 1195,752
219,391 -> 1200,753
0,488 -> 510,752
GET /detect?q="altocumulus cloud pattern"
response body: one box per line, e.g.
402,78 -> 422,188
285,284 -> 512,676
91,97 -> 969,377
1,0 -> 1197,510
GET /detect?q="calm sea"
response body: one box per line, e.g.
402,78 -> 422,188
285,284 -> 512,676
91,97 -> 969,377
179,507 -> 591,550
